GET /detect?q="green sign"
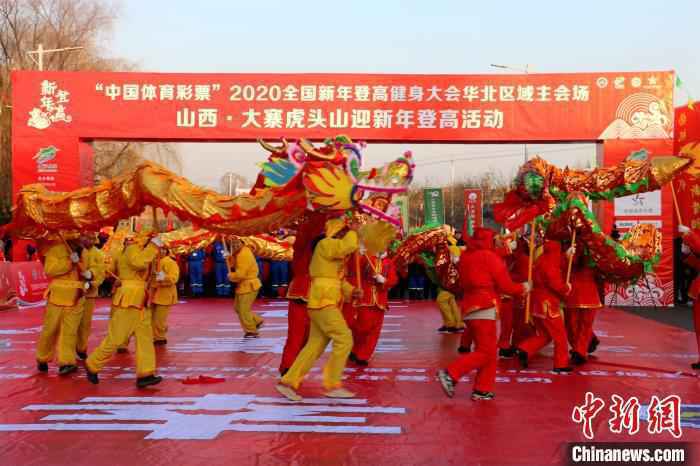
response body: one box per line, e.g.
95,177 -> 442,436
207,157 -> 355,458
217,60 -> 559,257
423,188 -> 444,225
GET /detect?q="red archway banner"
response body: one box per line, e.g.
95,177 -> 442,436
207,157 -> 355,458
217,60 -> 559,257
11,70 -> 674,194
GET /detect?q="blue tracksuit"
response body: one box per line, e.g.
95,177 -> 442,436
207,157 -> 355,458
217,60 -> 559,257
188,249 -> 205,296
213,241 -> 232,296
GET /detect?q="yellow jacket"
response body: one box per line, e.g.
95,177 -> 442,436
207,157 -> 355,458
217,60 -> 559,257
228,246 -> 262,295
307,230 -> 358,310
81,246 -> 106,298
112,242 -> 159,309
151,255 -> 180,305
43,242 -> 84,307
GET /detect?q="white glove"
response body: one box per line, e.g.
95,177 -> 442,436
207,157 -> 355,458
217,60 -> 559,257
81,270 -> 93,280
150,235 -> 164,248
156,271 -> 166,281
566,246 -> 576,258
83,282 -> 91,291
70,252 -> 80,263
522,281 -> 532,293
450,254 -> 460,265
508,240 -> 517,252
682,244 -> 691,255
374,274 -> 386,284
679,225 -> 691,235
222,250 -> 230,258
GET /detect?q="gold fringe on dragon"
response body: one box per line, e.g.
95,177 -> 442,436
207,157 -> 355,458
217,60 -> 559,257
4,136 -> 415,249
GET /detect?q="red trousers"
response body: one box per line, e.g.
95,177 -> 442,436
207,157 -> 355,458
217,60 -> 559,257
517,315 -> 569,368
447,319 -> 497,393
342,303 -> 357,329
693,300 -> 700,360
565,308 -> 597,357
460,323 -> 473,349
351,307 -> 385,361
498,299 -> 514,349
279,300 -> 310,373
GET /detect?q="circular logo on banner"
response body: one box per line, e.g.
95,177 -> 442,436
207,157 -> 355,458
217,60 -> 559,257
596,77 -> 609,88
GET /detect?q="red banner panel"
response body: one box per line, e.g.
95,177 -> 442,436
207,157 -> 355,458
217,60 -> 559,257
463,188 -> 483,231
602,139 -> 675,306
11,70 -> 674,194
0,262 -> 18,310
672,105 -> 700,229
8,261 -> 49,308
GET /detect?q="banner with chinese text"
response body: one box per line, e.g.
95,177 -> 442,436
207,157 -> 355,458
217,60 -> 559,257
601,139 -> 675,307
463,189 -> 483,234
12,70 -> 674,194
423,188 -> 445,225
0,263 -> 18,311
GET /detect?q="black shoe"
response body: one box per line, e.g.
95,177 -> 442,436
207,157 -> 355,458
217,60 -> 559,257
457,346 -> 471,354
243,332 -> 259,339
570,351 -> 587,366
86,369 -> 99,384
137,375 -> 163,388
515,348 -> 528,368
58,365 -> 78,376
117,347 -> 128,354
153,339 -> 168,346
355,358 -> 369,366
498,347 -> 516,359
437,326 -> 451,333
552,366 -> 574,374
37,361 -> 48,373
77,351 -> 88,360
587,336 -> 600,354
691,362 -> 700,370
256,321 -> 264,329
348,352 -> 358,363
471,390 -> 495,401
437,369 -> 456,398
449,327 -> 465,334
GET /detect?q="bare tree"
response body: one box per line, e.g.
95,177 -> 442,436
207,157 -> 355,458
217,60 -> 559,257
218,172 -> 251,195
0,0 -> 181,223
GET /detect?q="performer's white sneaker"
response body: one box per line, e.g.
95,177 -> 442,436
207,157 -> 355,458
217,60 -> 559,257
325,388 -> 356,398
276,383 -> 303,402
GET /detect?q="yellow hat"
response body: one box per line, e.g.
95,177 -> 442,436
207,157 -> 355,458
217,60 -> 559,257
325,217 -> 346,238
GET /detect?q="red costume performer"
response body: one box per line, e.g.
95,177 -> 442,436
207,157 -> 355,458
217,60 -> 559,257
680,226 -> 700,370
438,228 -> 527,401
564,251 -> 602,365
278,213 -> 326,376
347,254 -> 398,364
516,240 -> 572,372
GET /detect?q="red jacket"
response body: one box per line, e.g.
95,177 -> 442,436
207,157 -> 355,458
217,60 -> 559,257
683,230 -> 700,299
531,240 -> 570,319
346,255 -> 398,310
459,228 -> 525,316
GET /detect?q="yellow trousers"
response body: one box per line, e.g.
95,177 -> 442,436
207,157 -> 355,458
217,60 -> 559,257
234,291 -> 263,333
151,304 -> 171,341
86,306 -> 156,377
36,301 -> 84,366
76,297 -> 96,353
281,306 -> 353,390
436,290 -> 464,328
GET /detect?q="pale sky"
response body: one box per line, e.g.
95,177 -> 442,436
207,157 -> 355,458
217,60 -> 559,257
107,0 -> 699,189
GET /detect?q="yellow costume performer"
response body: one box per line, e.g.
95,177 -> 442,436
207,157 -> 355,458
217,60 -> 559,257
436,245 -> 465,333
36,239 -> 86,375
277,218 -> 359,401
150,253 -> 180,344
85,234 -> 163,388
228,241 -> 264,337
76,236 -> 106,359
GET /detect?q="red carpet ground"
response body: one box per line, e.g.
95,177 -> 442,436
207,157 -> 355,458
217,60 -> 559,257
0,298 -> 698,465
